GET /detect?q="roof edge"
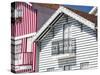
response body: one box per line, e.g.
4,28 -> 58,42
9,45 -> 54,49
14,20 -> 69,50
32,6 -> 96,43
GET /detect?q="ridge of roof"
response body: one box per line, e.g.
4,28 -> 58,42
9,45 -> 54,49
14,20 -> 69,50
32,3 -> 97,24
32,6 -> 96,43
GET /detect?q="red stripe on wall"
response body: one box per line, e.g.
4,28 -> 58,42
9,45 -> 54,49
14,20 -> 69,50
11,2 -> 37,37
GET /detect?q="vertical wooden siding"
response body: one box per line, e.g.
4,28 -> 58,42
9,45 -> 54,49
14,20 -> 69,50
11,2 -> 37,37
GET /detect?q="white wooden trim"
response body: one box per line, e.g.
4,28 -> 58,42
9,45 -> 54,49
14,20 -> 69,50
27,37 -> 33,52
26,2 -> 32,6
89,7 -> 97,14
11,32 -> 36,40
32,7 -> 62,42
15,65 -> 32,71
11,39 -> 22,45
32,6 -> 96,43
51,53 -> 76,59
61,7 -> 95,30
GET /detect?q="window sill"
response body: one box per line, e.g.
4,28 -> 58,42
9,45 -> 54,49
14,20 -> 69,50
51,53 -> 76,59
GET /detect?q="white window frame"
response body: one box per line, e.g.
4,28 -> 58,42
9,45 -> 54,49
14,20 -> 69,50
27,37 -> 32,52
15,9 -> 23,18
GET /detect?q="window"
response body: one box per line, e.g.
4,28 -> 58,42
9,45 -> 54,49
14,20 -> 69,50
11,44 -> 21,53
15,9 -> 23,18
63,65 -> 70,71
52,38 -> 76,55
11,8 -> 23,18
70,39 -> 76,53
52,41 -> 59,55
47,67 -> 55,72
59,40 -> 64,54
11,9 -> 22,23
11,39 -> 22,53
80,62 -> 89,69
15,44 -> 21,53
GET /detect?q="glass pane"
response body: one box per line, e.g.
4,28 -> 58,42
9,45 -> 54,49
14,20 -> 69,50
18,9 -> 22,17
47,67 -> 54,72
64,65 -> 70,70
52,41 -> 58,55
64,39 -> 68,53
59,40 -> 63,54
80,62 -> 89,69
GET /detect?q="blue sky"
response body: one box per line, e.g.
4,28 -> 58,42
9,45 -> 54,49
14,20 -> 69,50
64,4 -> 93,13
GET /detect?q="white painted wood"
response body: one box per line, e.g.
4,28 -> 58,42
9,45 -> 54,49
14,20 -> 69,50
11,32 -> 36,40
15,65 -> 32,71
11,39 -> 22,45
38,14 -> 97,72
27,37 -> 32,52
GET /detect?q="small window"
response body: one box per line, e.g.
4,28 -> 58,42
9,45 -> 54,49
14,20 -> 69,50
15,9 -> 23,18
63,65 -> 70,71
52,41 -> 59,55
11,44 -> 21,53
52,38 -> 76,55
15,54 -> 19,60
80,62 -> 89,69
47,67 -> 55,72
59,40 -> 64,54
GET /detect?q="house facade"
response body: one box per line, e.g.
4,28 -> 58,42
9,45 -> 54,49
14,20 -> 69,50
11,2 -> 56,73
11,2 -> 98,73
32,7 -> 98,72
11,2 -> 37,73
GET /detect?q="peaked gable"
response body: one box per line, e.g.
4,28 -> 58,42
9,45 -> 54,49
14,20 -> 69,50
32,6 -> 97,43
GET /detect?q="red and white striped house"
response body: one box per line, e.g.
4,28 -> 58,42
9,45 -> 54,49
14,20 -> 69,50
11,2 -> 55,73
11,2 -> 37,73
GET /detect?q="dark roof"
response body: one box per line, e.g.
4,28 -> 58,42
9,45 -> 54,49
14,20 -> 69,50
33,3 -> 97,24
12,2 -> 97,25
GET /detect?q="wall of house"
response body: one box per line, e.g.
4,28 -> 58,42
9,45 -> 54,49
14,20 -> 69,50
11,2 -> 55,73
11,37 -> 35,73
11,2 -> 37,37
39,14 -> 98,72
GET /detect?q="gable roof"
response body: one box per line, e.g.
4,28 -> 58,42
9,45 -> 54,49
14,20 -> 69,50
32,6 -> 97,42
33,3 -> 97,24
13,2 -> 97,25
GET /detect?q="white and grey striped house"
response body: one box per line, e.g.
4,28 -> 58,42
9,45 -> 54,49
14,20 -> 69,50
32,6 -> 98,72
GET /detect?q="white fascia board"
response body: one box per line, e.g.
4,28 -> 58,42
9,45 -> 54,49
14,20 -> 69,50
61,7 -> 95,30
89,7 -> 97,14
26,2 -> 32,6
11,32 -> 36,40
32,7 -> 62,42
